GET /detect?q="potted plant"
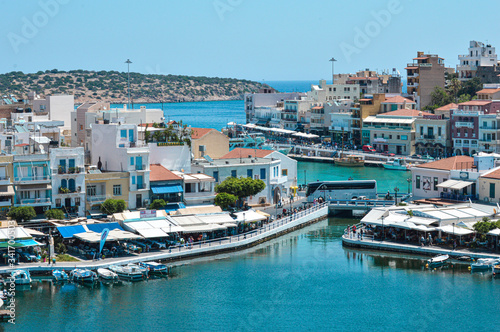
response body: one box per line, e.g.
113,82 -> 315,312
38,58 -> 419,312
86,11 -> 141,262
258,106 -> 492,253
68,167 -> 76,174
58,165 -> 64,174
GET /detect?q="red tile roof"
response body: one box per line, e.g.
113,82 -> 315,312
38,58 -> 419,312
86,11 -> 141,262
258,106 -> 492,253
476,88 -> 500,94
149,164 -> 182,182
413,57 -> 429,60
405,66 -> 418,70
416,156 -> 474,171
459,100 -> 492,106
312,106 -> 324,109
382,96 -> 416,104
191,127 -> 214,139
435,103 -> 458,111
380,109 -> 433,117
220,148 -> 273,159
482,168 -> 500,180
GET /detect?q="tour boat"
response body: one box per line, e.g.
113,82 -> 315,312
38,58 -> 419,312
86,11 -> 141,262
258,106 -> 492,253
139,261 -> 169,275
11,270 -> 31,285
470,258 -> 500,272
334,155 -> 365,167
70,268 -> 97,283
426,254 -> 449,268
97,268 -> 118,280
493,264 -> 500,275
52,270 -> 69,281
109,264 -> 147,281
383,158 -> 409,171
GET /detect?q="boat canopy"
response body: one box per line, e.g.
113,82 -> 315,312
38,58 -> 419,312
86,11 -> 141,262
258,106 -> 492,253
488,229 -> 500,236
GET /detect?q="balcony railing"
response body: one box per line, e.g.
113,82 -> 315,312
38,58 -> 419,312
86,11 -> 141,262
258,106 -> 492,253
135,164 -> 147,171
86,195 -> 108,203
0,200 -> 12,207
137,183 -> 145,190
455,122 -> 474,128
14,175 -> 50,182
18,198 -> 51,205
55,166 -> 85,175
424,134 -> 435,139
480,126 -> 497,130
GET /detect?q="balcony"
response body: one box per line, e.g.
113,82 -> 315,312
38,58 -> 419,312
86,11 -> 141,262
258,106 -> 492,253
0,176 -> 10,185
0,199 -> 12,207
480,126 -> 497,130
55,166 -> 85,175
14,175 -> 51,184
58,187 -> 82,195
407,73 -> 419,78
270,176 -> 288,185
135,164 -> 147,171
86,195 -> 108,204
423,134 -> 435,139
17,198 -> 51,206
455,122 -> 474,128
407,83 -> 419,88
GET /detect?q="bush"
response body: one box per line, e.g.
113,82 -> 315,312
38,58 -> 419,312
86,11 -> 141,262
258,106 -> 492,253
215,192 -> 237,210
149,199 -> 166,210
8,206 -> 36,223
100,199 -> 127,215
56,242 -> 67,254
45,209 -> 65,220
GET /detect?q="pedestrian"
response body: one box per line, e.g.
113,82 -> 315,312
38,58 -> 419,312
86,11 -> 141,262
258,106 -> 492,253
353,224 -> 357,234
428,234 -> 432,246
360,229 -> 363,240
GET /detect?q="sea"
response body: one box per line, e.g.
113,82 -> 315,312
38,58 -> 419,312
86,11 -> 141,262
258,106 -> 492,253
10,81 -> 499,331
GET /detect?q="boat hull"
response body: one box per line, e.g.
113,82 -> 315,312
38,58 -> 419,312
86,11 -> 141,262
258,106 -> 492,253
383,164 -> 408,171
334,161 -> 365,167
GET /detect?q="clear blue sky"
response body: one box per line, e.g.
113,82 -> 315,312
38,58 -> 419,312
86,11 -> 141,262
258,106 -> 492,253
1,0 -> 499,81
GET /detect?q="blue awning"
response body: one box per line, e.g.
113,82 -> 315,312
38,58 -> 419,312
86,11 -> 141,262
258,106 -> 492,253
164,202 -> 186,213
86,223 -> 123,233
57,225 -> 86,239
151,185 -> 183,194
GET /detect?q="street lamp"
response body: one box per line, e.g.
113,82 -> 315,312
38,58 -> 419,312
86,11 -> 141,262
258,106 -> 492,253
406,178 -> 411,194
381,216 -> 385,241
394,186 -> 399,205
125,59 -> 132,109
304,169 -> 307,187
329,57 -> 337,84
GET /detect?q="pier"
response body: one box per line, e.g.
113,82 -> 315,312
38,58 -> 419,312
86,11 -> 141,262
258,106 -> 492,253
0,204 -> 329,274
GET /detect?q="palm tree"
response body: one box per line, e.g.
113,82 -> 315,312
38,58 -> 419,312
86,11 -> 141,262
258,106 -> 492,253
447,78 -> 461,103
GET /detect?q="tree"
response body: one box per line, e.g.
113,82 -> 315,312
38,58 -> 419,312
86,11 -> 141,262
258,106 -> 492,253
149,199 -> 166,210
8,206 -> 36,223
215,177 -> 266,207
45,209 -> 65,220
214,192 -> 237,210
428,86 -> 452,110
100,199 -> 127,215
473,220 -> 497,235
446,78 -> 462,102
116,200 -> 127,213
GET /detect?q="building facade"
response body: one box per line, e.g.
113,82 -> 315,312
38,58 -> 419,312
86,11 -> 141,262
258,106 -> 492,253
406,52 -> 445,108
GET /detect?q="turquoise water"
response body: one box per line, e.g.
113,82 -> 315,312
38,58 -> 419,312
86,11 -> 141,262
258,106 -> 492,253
8,218 -> 499,331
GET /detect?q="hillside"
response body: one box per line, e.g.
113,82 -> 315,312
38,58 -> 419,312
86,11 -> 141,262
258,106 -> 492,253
0,70 -> 266,103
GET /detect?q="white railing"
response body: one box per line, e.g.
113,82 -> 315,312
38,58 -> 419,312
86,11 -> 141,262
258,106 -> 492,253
455,122 -> 474,128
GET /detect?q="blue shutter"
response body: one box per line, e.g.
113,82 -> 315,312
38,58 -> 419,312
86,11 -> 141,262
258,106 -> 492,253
121,129 -> 127,138
130,157 -> 134,166
260,168 -> 266,180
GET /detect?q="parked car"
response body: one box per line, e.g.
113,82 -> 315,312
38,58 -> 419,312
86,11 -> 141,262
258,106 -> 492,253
362,145 -> 376,153
411,154 -> 422,159
381,151 -> 396,157
421,155 -> 435,160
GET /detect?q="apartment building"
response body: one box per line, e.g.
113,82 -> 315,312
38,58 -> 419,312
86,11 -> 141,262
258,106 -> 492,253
457,40 -> 497,81
406,52 -> 445,108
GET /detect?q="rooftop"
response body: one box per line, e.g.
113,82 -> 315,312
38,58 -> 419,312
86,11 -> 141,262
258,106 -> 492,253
415,156 -> 474,171
459,100 -> 492,106
476,88 -> 500,94
150,164 -> 182,182
380,109 -> 433,117
190,127 -> 215,139
435,103 -> 458,111
220,148 -> 274,159
382,96 -> 416,104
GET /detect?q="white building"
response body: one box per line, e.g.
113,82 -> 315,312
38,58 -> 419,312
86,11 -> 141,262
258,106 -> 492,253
307,80 -> 360,102
31,94 -> 74,129
244,91 -> 306,124
91,123 -> 150,209
50,147 -> 86,216
147,142 -> 191,173
458,40 -> 498,81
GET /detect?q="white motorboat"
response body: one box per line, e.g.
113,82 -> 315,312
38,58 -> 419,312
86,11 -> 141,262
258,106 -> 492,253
109,264 -> 147,281
383,158 -> 409,171
97,268 -> 118,280
470,258 -> 500,272
52,270 -> 69,281
426,254 -> 449,268
11,269 -> 32,285
70,268 -> 97,283
139,261 -> 169,275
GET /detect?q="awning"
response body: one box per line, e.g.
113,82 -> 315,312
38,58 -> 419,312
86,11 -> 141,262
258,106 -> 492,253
436,180 -> 473,190
0,239 -> 42,248
16,184 -> 52,190
24,228 -> 46,237
57,225 -> 86,239
488,229 -> 500,236
256,210 -> 270,217
86,222 -> 123,233
135,228 -> 169,238
181,224 -> 226,233
0,185 -> 14,196
233,210 -> 267,223
437,225 -> 474,236
151,185 -> 183,195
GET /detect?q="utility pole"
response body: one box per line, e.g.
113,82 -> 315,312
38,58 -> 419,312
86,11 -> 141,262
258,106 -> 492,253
125,59 -> 132,109
329,57 -> 337,84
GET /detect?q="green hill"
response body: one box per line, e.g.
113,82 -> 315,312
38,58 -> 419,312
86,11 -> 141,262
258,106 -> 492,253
0,69 -> 266,103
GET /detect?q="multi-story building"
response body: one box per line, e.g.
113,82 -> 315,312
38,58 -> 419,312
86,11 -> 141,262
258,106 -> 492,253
363,109 -> 430,155
71,101 -> 110,148
457,41 -> 497,81
380,96 -> 416,113
244,91 -> 305,124
0,156 -> 14,214
476,84 -> 500,100
171,171 -> 216,206
282,99 -> 313,131
307,80 -> 360,101
406,52 -> 445,108
345,69 -> 402,95
91,123 -> 150,209
85,170 -> 130,212
414,113 -> 451,157
191,127 -> 229,160
149,164 -> 184,204
50,147 -> 85,216
326,100 -> 353,143
29,93 -> 74,129
12,154 -> 52,213
351,94 -> 386,146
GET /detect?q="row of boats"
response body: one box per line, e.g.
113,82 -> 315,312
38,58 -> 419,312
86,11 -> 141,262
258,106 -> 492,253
10,261 -> 169,285
333,155 -> 411,171
426,254 -> 500,274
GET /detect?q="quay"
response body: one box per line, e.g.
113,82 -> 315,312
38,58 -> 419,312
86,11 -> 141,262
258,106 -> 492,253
0,204 -> 328,274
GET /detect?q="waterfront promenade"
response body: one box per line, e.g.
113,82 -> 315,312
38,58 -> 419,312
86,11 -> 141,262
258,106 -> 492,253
0,203 -> 328,274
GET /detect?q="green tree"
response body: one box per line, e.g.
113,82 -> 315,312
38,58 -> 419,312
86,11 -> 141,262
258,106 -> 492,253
428,86 -> 452,110
45,209 -> 65,220
215,177 -> 265,207
473,220 -> 497,234
8,206 -> 36,223
214,192 -> 237,210
100,199 -> 127,215
446,78 -> 462,102
116,200 -> 127,213
149,199 -> 166,210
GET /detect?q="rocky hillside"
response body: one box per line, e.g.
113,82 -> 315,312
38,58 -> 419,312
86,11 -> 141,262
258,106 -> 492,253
0,70 -> 266,103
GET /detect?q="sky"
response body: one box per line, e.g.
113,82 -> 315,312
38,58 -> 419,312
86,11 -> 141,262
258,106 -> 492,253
1,0 -> 500,81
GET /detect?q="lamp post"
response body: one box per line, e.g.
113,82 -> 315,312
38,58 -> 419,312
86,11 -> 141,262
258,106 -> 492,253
125,59 -> 132,109
304,169 -> 307,186
406,178 -> 411,195
394,186 -> 399,205
329,57 -> 337,84
381,216 -> 385,241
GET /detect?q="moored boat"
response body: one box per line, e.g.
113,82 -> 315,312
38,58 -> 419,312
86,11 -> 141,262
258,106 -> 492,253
70,269 -> 97,283
334,155 -> 365,167
11,270 -> 31,285
470,258 -> 500,272
52,270 -> 69,281
426,254 -> 449,268
383,158 -> 409,171
97,268 -> 118,280
493,264 -> 500,275
109,264 -> 147,281
139,261 -> 169,275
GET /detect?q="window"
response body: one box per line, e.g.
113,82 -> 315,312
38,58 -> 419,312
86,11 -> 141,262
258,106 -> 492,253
247,169 -> 253,178
433,177 -> 438,191
55,199 -> 61,208
121,129 -> 127,138
397,135 -> 400,140
260,168 -> 266,180
401,135 -> 408,140
490,183 -> 495,199
130,157 -> 134,166
87,185 -> 96,196
68,179 -> 76,192
80,125 -> 83,130
132,176 -> 135,185
420,127 -> 424,135
213,171 -> 219,182
282,169 -> 288,176
389,135 -> 392,139
438,127 -> 442,137
113,185 -> 121,196
75,197 -> 80,206
231,170 -> 237,178
416,176 -> 420,189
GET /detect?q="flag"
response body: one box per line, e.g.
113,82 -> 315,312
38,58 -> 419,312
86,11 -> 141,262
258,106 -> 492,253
99,228 -> 110,254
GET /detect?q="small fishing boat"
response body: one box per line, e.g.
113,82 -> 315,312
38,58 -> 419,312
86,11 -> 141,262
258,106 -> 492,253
383,158 -> 409,171
11,270 -> 31,285
97,268 -> 118,280
52,270 -> 69,281
109,264 -> 147,281
334,155 -> 365,167
70,269 -> 97,283
470,258 -> 500,272
139,261 -> 169,275
426,254 -> 449,268
493,264 -> 500,275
